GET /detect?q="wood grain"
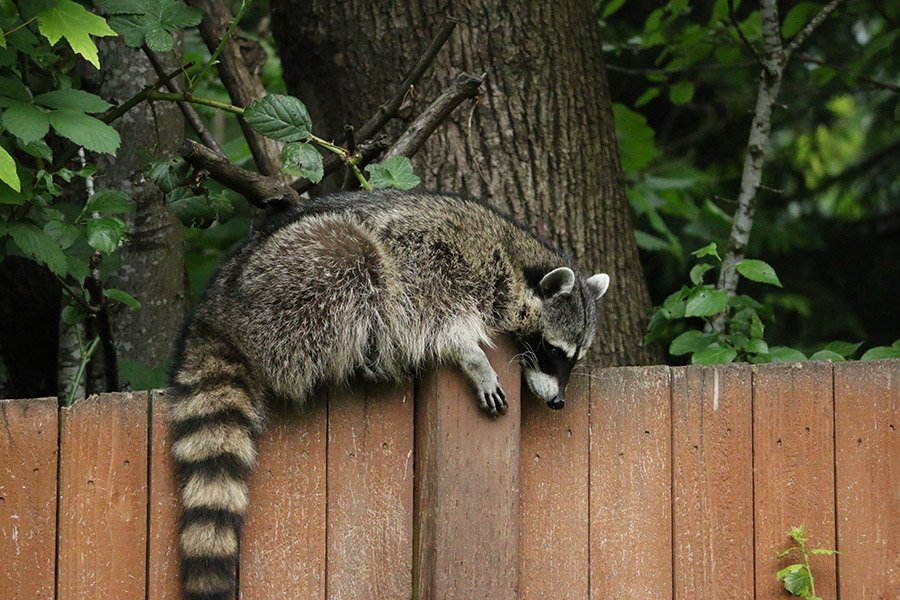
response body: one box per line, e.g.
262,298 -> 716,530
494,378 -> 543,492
56,392 -> 149,600
753,362 -> 837,599
835,360 -> 899,599
414,338 -> 521,600
147,390 -> 181,600
326,381 -> 414,600
240,397 -> 328,599
519,372 -> 590,600
590,366 -> 672,599
0,397 -> 58,600
671,364 -> 754,599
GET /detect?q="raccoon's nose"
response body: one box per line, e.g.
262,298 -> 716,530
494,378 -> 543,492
546,395 -> 565,410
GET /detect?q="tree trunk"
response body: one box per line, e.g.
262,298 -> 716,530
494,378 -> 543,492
271,0 -> 656,365
91,40 -> 188,386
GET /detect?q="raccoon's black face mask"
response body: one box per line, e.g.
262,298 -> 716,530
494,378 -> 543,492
521,266 -> 609,409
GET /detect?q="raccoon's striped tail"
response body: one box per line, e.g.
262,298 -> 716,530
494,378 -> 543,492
169,339 -> 265,600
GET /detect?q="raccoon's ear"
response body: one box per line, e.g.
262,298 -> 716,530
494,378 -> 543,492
585,273 -> 610,301
539,267 -> 576,298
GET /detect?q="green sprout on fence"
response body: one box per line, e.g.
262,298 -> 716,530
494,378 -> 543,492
776,525 -> 838,599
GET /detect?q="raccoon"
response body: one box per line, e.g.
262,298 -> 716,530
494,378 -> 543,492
169,189 -> 609,599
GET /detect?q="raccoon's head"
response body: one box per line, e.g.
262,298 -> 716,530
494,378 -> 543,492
520,266 -> 609,409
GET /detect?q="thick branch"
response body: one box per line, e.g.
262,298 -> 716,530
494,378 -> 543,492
783,0 -> 850,61
188,0 -> 284,176
384,72 -> 485,159
142,47 -> 225,155
181,139 -> 299,206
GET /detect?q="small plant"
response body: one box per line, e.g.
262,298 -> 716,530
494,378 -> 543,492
776,525 -> 838,599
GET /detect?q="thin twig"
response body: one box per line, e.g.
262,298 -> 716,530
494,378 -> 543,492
784,0 -> 850,61
142,47 -> 226,154
798,53 -> 900,93
384,72 -> 485,159
146,91 -> 244,114
192,0 -> 255,85
728,0 -> 765,70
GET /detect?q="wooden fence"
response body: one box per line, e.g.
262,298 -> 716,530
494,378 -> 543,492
1,351 -> 897,599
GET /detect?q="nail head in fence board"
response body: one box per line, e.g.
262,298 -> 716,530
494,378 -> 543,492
0,398 -> 58,600
414,339 -> 521,600
327,381 -> 414,600
147,390 -> 181,600
57,392 -> 149,600
519,372 -> 590,600
753,362 -> 836,599
835,360 -> 899,599
240,398 -> 327,599
590,366 -> 672,599
671,365 -> 754,599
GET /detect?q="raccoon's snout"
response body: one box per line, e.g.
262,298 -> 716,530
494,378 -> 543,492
547,395 -> 565,410
524,369 -> 564,408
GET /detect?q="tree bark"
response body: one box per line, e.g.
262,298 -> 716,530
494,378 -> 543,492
271,0 -> 656,365
91,40 -> 188,384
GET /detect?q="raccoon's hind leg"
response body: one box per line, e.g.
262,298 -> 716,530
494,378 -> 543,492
170,328 -> 266,600
452,344 -> 508,417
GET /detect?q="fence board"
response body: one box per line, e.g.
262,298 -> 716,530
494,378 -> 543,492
753,362 -> 837,599
326,381 -> 414,600
56,392 -> 149,600
671,364 -> 754,599
0,397 -> 58,600
590,366 -> 672,598
414,339 -> 521,600
240,398 -> 327,599
835,360 -> 900,599
147,390 -> 180,600
519,372 -> 590,600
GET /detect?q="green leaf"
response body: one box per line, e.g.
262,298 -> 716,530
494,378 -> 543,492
861,345 -> 900,360
767,346 -> 808,362
48,109 -> 120,154
0,28 -> 5,49
689,263 -> 715,285
669,81 -> 695,105
634,87 -> 659,107
823,340 -> 863,358
98,0 -> 201,52
782,2 -> 822,38
1,101 -> 51,143
692,242 -> 720,260
36,0 -> 117,69
244,94 -> 312,142
809,349 -> 845,362
146,156 -> 190,192
0,145 -> 20,191
776,563 -> 804,581
0,75 -> 33,102
7,221 -> 67,275
365,156 -> 421,190
85,216 -> 127,253
810,548 -> 838,555
669,330 -> 717,356
34,89 -> 110,113
281,142 -> 323,182
17,138 -> 53,160
44,219 -> 80,249
736,259 -> 782,287
783,565 -> 812,595
691,344 -> 737,364
84,190 -> 134,215
685,287 -> 729,317
743,338 -> 769,355
118,357 -> 169,391
65,255 -> 90,282
633,230 -> 671,252
168,188 -> 234,228
612,103 -> 659,173
104,287 -> 141,309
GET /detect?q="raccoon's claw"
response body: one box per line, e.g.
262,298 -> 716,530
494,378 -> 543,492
478,385 -> 507,417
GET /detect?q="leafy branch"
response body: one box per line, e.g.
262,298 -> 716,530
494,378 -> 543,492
776,525 -> 838,599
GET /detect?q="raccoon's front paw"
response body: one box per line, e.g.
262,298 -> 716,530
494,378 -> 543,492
477,381 -> 507,417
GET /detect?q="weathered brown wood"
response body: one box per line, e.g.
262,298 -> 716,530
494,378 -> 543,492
240,398 -> 328,599
753,362 -> 837,599
671,364 -> 754,599
326,381 -> 414,599
835,360 -> 900,599
519,372 -> 590,600
56,392 -> 149,600
0,397 -> 58,600
147,390 -> 181,600
414,338 -> 521,600
590,366 -> 672,598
